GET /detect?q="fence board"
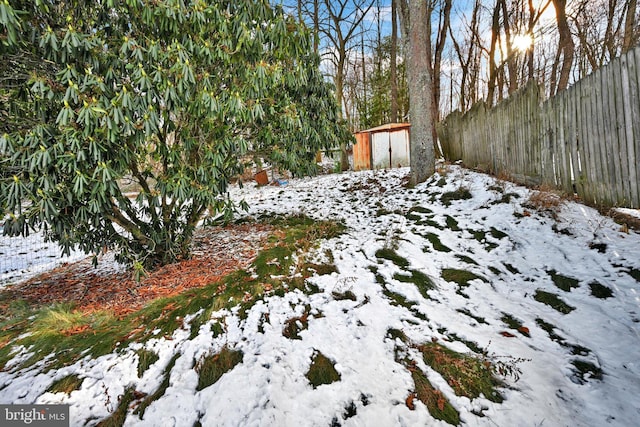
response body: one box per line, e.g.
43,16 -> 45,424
612,58 -> 632,205
593,62 -> 612,205
630,48 -> 640,207
621,54 -> 639,208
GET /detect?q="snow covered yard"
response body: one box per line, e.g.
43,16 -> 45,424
1,165 -> 639,426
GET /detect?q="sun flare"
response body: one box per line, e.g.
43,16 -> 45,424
512,33 -> 534,52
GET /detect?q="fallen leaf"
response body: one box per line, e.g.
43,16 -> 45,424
406,393 -> 416,410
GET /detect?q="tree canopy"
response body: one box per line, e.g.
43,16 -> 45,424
0,0 -> 351,270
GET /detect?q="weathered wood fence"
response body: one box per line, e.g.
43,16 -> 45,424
438,45 -> 640,209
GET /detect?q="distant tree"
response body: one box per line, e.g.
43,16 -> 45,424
0,0 -> 349,271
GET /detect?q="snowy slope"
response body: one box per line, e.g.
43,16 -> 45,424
1,166 -> 639,427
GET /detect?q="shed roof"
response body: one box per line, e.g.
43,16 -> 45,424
355,122 -> 411,135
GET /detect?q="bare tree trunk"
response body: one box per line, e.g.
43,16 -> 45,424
313,0 -> 319,53
527,0 -> 536,81
623,0 -> 638,52
487,2 -> 501,105
391,0 -> 398,122
433,0 -> 452,120
361,30 -> 367,127
551,0 -> 575,96
498,0 -> 518,94
398,0 -> 436,185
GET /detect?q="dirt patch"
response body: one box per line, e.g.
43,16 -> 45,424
0,223 -> 272,316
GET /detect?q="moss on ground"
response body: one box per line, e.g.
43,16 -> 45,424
423,233 -> 452,253
571,360 -> 603,382
500,313 -> 530,337
393,270 -> 436,299
195,347 -> 243,392
547,270 -> 580,292
441,268 -> 486,287
375,248 -> 410,268
440,188 -> 472,205
588,281 -> 613,299
534,290 -> 575,314
306,351 -> 341,388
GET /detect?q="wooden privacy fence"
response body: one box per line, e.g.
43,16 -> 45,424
438,45 -> 640,209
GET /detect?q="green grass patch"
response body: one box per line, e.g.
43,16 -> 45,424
301,263 -> 339,277
440,188 -> 472,206
534,290 -> 575,314
443,331 -> 483,354
369,266 -> 387,286
306,350 -> 341,388
571,360 -> 603,382
136,348 -> 160,378
419,343 -> 503,403
535,318 -> 591,356
535,318 -> 563,342
503,263 -> 520,274
441,268 -> 486,287
393,270 -> 436,299
588,281 -> 613,299
501,313 -> 530,337
408,206 -> 433,214
547,270 -> 580,292
489,227 -> 508,239
423,233 -> 452,253
135,353 -> 181,418
410,366 -> 460,425
0,304 -> 120,371
456,308 -> 487,324
386,328 -> 409,343
491,192 -> 520,204
382,286 -> 414,310
445,215 -> 461,231
97,386 -> 137,427
405,213 -> 423,222
375,248 -> 410,268
46,374 -> 83,396
195,347 -> 243,392
627,268 -> 640,282
0,215 -> 343,372
455,254 -> 478,265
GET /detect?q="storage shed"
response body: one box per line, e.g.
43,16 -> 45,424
353,123 -> 411,171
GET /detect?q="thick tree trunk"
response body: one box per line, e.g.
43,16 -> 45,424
398,0 -> 435,185
551,0 -> 574,96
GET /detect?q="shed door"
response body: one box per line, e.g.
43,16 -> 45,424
371,132 -> 391,169
390,130 -> 410,168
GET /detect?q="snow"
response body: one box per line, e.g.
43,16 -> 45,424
0,229 -> 86,287
1,165 -> 640,426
